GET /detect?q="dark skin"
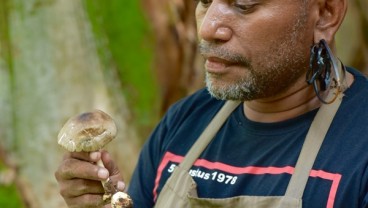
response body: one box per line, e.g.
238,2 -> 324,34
55,0 -> 351,207
197,0 -> 351,122
55,151 -> 125,208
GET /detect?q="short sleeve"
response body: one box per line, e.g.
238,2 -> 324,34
127,113 -> 171,207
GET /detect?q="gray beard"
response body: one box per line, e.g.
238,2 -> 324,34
205,72 -> 261,101
203,7 -> 309,101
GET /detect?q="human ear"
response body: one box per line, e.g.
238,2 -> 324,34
313,0 -> 347,44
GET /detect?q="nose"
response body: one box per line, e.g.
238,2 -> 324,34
198,3 -> 233,42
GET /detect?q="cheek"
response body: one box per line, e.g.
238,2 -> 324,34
233,7 -> 306,56
238,21 -> 290,48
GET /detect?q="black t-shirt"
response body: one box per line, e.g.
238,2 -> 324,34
128,67 -> 368,208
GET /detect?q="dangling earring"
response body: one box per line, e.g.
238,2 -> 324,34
306,39 -> 347,104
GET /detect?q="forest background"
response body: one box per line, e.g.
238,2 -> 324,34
0,0 -> 367,207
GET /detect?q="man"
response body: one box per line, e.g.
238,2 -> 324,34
55,0 -> 368,207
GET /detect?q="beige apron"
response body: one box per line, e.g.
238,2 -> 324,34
155,94 -> 343,208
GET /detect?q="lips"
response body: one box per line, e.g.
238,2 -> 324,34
205,56 -> 237,74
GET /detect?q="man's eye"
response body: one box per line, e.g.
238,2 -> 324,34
195,0 -> 212,7
233,3 -> 258,13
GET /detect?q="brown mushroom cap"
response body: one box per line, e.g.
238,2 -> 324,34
57,110 -> 117,152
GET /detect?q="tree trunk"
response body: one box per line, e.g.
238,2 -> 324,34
142,0 -> 204,115
337,0 -> 368,74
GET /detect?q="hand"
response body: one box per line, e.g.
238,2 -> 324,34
55,150 -> 125,208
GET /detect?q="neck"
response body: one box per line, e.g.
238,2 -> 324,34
244,72 -> 354,123
244,84 -> 319,123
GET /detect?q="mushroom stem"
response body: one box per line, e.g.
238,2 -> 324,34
96,158 -> 116,202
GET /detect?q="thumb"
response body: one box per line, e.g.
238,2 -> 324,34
100,150 -> 126,192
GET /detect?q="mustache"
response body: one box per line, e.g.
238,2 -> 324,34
198,41 -> 251,68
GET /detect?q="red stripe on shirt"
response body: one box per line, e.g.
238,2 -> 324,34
153,152 -> 341,208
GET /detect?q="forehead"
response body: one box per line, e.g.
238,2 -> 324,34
196,0 -> 309,18
197,0 -> 308,11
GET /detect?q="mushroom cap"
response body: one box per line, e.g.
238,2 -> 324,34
57,110 -> 117,152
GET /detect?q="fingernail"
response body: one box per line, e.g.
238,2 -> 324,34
97,168 -> 109,179
117,181 -> 126,191
90,152 -> 100,161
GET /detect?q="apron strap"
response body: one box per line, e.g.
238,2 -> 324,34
179,100 -> 241,170
285,92 -> 344,199
176,91 -> 343,200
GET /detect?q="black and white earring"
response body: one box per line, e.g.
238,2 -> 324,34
306,39 -> 347,104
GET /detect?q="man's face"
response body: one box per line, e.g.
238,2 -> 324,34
196,0 -> 313,101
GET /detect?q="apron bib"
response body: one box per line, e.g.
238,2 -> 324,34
155,94 -> 343,208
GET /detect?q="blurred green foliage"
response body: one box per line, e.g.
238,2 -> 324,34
0,163 -> 22,208
83,0 -> 159,138
0,184 -> 23,208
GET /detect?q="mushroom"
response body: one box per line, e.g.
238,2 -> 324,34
111,191 -> 133,208
57,109 -> 133,207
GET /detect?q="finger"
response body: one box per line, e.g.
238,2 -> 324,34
65,194 -> 106,208
55,157 -> 109,181
100,151 -> 126,191
59,178 -> 105,198
64,151 -> 102,163
115,180 -> 126,192
100,150 -> 120,175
